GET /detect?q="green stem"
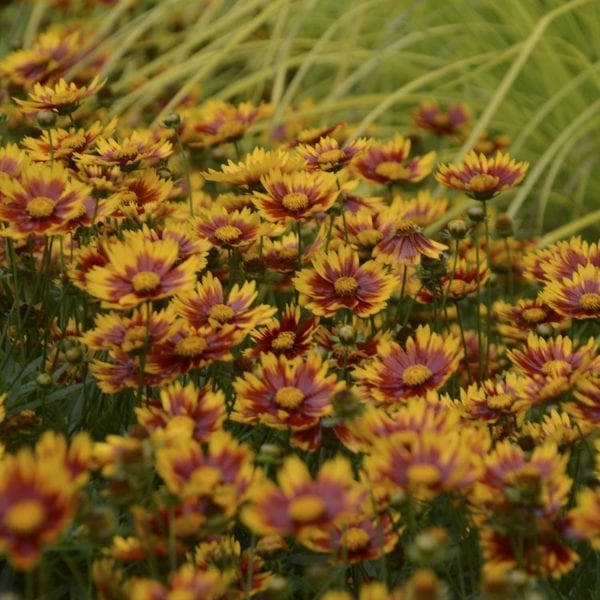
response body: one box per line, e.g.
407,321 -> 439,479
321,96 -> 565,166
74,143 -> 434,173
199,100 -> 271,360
175,130 -> 194,217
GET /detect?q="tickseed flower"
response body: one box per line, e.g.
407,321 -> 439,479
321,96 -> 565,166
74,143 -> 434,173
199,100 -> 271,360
84,232 -> 205,309
473,131 -> 511,155
436,150 -> 528,200
232,352 -> 344,448
0,144 -> 30,179
493,298 -> 569,342
568,486 -> 600,550
417,257 -> 487,303
0,163 -> 88,238
523,409 -> 585,447
413,100 -> 471,137
242,455 -> 365,537
569,376 -> 600,426
202,147 -> 304,188
170,271 -> 275,334
14,76 -> 105,115
0,434 -> 82,569
246,304 -> 319,359
193,206 -> 260,249
540,263 -> 600,320
136,380 -> 225,443
389,190 -> 448,228
536,237 -> 600,282
352,133 -> 436,185
354,325 -> 462,407
296,136 -> 368,172
253,169 -> 339,223
294,246 -> 397,318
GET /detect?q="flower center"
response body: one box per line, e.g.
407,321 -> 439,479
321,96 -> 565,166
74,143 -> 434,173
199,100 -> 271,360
334,276 -> 358,297
208,303 -> 235,323
540,359 -> 572,377
468,173 -> 500,192
433,113 -> 450,127
214,225 -> 242,244
402,364 -> 433,387
26,196 -> 56,218
341,527 -> 371,551
580,293 -> 600,311
356,230 -> 383,247
317,149 -> 346,165
486,393 -> 513,411
288,495 -> 326,523
274,386 -> 304,409
448,279 -> 468,298
175,335 -> 208,357
124,325 -> 149,349
395,220 -> 418,237
271,331 -> 296,351
131,271 -> 161,293
407,464 -> 441,487
374,161 -> 411,180
281,192 -> 309,212
521,307 -> 547,323
4,499 -> 46,534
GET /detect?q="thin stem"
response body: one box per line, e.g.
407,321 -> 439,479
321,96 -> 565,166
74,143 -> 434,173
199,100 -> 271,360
175,130 -> 194,217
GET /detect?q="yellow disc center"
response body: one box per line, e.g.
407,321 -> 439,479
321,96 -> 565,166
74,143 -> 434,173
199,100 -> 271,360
407,464 -> 441,487
124,325 -> 149,349
341,527 -> 371,551
448,279 -> 468,298
468,173 -> 500,192
288,495 -> 326,523
175,335 -> 208,357
395,220 -> 418,237
334,276 -> 358,297
26,196 -> 56,218
281,192 -> 309,212
486,393 -> 513,411
271,331 -> 296,351
580,292 -> 600,311
521,307 -> 547,323
131,271 -> 161,293
317,149 -> 346,165
4,499 -> 46,534
402,364 -> 433,387
214,225 -> 242,243
208,303 -> 235,323
541,359 -> 572,377
274,386 -> 304,409
374,161 -> 411,180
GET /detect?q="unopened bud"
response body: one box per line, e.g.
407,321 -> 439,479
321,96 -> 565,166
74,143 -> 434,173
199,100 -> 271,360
447,219 -> 468,239
163,113 -> 181,128
36,110 -> 57,129
495,213 -> 513,238
467,206 -> 485,223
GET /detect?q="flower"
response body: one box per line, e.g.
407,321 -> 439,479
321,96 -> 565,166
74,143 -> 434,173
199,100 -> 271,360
232,352 -> 343,449
413,101 -> 471,137
193,206 -> 260,249
353,325 -> 462,408
540,263 -> 600,320
84,231 -> 205,309
14,76 -> 105,115
0,163 -> 88,238
294,246 -> 397,318
417,257 -> 488,303
352,134 -> 436,185
296,136 -> 368,172
253,169 -> 339,223
436,150 -> 528,200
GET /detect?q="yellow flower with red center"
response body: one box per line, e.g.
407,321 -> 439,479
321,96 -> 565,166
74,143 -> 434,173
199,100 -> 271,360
296,136 -> 368,172
170,271 -> 275,334
0,433 -> 83,569
84,231 -> 205,309
389,190 -> 448,227
242,455 -> 365,538
540,263 -> 600,320
232,352 -> 344,449
352,133 -> 436,185
413,100 -> 471,137
14,75 -> 105,114
436,150 -> 528,200
353,325 -> 462,408
193,206 -> 260,249
252,169 -> 339,223
0,163 -> 88,238
294,246 -> 397,318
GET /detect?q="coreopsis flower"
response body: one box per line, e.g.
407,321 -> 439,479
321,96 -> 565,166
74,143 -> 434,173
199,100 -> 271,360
136,381 -> 225,443
522,410 -> 585,447
84,232 -> 205,309
296,136 -> 368,172
353,325 -> 462,408
155,431 -> 255,512
372,212 -> 447,266
246,304 -> 319,359
0,144 -> 30,179
436,150 -> 528,201
337,178 -> 387,214
76,130 -> 173,169
473,131 -> 511,155
568,376 -> 600,426
294,246 -> 397,318
202,147 -> 304,188
0,162 -> 88,238
170,271 -> 275,334
568,486 -> 600,549
352,133 -> 436,185
14,76 -> 105,115
242,455 -> 365,537
252,169 -> 339,223
0,436 -> 81,569
540,263 -> 600,320
493,298 -> 569,342
417,257 -> 488,303
193,206 -> 260,249
288,121 -> 346,146
389,190 -> 448,228
413,101 -> 471,137
232,352 -> 344,449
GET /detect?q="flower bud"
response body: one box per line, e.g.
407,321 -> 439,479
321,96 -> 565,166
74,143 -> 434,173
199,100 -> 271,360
36,110 -> 57,129
36,373 -> 53,389
467,205 -> 485,223
447,219 -> 468,239
163,113 -> 181,128
495,213 -> 513,238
